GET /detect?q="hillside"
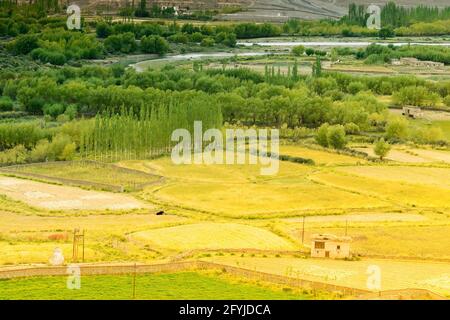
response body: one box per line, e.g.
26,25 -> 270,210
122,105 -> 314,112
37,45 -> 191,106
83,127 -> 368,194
221,0 -> 450,21
61,0 -> 450,21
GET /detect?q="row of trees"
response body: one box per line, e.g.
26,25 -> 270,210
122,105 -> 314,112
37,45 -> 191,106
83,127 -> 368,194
80,92 -> 222,161
342,2 -> 450,28
357,44 -> 450,66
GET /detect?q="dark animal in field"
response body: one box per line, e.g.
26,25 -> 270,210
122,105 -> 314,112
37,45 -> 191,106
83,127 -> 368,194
156,210 -> 164,215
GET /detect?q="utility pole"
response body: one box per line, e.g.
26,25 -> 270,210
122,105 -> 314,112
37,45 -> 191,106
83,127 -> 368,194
301,216 -> 305,244
132,263 -> 137,299
82,230 -> 85,263
72,228 -> 79,262
72,228 -> 85,263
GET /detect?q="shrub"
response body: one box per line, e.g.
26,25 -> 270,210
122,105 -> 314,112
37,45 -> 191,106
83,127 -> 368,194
344,122 -> 360,134
385,117 -> 408,141
201,37 -> 215,47
0,97 -> 14,112
96,22 -> 113,38
444,95 -> 450,107
292,45 -> 305,56
141,35 -> 169,54
316,123 -> 329,147
327,125 -> 347,149
43,103 -> 65,119
305,48 -> 315,56
8,34 -> 39,55
29,139 -> 50,162
374,138 -> 391,160
347,81 -> 366,94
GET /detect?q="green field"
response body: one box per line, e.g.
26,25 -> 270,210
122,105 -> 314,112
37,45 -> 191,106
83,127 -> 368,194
0,272 -> 315,300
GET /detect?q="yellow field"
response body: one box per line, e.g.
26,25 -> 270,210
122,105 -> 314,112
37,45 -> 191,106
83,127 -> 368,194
311,170 -> 450,208
280,221 -> 450,260
205,256 -> 450,296
0,142 -> 449,298
279,145 -> 366,165
0,211 -> 185,265
132,222 -> 296,251
335,166 -> 450,189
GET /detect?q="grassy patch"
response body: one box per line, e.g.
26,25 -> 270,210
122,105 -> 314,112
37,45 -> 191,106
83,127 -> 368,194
0,271 -> 314,300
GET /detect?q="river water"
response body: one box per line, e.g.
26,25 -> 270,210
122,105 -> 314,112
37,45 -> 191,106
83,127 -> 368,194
131,39 -> 450,72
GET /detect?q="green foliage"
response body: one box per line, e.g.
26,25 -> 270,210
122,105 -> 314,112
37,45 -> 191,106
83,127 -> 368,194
316,123 -> 347,149
43,103 -> 65,119
385,117 -> 408,142
316,123 -> 329,147
80,91 -> 223,161
379,27 -> 395,39
292,45 -> 305,56
393,86 -> 440,108
326,125 -> 347,149
96,21 -> 113,38
104,32 -> 137,54
444,95 -> 450,107
7,34 -> 39,55
140,35 -> 169,54
374,138 -> 391,160
0,96 -> 14,111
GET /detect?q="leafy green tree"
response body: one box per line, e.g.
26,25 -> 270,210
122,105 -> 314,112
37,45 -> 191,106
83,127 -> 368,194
327,125 -> 347,149
0,96 -> 14,111
374,138 -> 391,160
8,34 -> 38,55
141,35 -> 169,54
312,57 -> 322,77
379,27 -> 395,39
385,117 -> 408,141
96,22 -> 113,38
316,123 -> 329,147
292,45 -> 305,56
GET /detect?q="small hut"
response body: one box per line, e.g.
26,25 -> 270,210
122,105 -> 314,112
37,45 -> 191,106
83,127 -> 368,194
402,106 -> 423,119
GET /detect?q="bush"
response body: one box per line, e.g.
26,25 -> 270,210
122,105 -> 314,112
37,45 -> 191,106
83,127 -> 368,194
305,48 -> 316,56
43,103 -> 65,119
29,139 -> 50,162
327,125 -> 346,149
31,48 -> 67,65
8,34 -> 39,55
444,95 -> 450,107
385,117 -> 408,141
344,122 -> 360,134
347,81 -> 366,94
201,37 -> 215,47
374,138 -> 391,160
141,35 -> 169,54
104,33 -> 137,53
316,123 -> 329,147
96,22 -> 113,38
0,97 -> 14,112
292,45 -> 305,56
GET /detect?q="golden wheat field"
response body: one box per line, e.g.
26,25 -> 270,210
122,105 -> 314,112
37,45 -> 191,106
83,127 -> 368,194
1,144 -> 449,298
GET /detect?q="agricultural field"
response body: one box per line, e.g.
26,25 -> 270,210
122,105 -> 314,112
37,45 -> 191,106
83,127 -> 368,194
0,176 -> 148,210
1,161 -> 162,192
204,256 -> 450,296
1,1 -> 450,302
0,271 -> 319,300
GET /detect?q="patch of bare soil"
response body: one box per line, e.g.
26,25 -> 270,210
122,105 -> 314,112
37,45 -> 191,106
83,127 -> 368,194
0,176 -> 149,211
